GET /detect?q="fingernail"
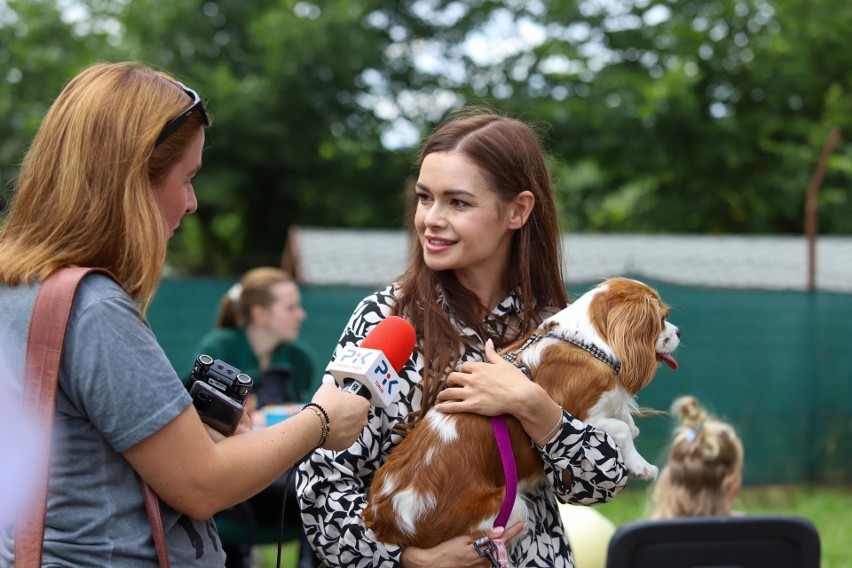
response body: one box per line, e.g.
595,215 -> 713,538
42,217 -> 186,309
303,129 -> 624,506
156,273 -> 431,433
493,526 -> 505,536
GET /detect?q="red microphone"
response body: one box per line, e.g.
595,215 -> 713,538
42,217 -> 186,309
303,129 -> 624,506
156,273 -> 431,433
327,316 -> 416,407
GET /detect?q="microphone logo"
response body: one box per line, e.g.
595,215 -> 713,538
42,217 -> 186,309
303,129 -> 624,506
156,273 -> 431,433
379,371 -> 398,396
339,348 -> 371,366
370,358 -> 399,395
381,378 -> 398,395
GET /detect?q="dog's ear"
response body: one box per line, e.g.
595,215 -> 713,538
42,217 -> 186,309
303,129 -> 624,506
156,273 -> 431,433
599,291 -> 661,394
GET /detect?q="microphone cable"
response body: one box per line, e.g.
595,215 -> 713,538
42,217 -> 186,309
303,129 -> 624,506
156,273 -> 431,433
274,453 -> 311,568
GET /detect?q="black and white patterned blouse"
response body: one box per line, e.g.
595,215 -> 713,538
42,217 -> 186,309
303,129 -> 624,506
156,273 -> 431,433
296,284 -> 628,567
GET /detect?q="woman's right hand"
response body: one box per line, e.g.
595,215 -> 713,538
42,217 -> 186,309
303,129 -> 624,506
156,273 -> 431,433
310,382 -> 370,451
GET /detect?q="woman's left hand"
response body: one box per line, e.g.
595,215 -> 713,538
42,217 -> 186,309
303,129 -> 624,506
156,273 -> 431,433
435,339 -> 530,417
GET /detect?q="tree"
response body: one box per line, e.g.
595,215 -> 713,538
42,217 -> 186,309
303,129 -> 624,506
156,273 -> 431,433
115,0 -> 416,272
459,0 -> 852,234
0,0 -> 118,202
2,0 -> 849,275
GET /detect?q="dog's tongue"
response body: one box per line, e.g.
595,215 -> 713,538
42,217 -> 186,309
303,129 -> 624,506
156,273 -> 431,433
659,353 -> 678,370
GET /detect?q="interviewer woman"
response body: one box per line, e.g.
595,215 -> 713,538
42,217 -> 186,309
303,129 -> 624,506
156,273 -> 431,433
0,61 -> 369,567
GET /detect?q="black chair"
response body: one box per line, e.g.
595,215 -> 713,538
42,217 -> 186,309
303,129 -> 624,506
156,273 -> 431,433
606,515 -> 820,568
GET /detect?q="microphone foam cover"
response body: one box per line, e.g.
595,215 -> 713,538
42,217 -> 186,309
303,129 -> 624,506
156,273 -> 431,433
361,316 -> 416,373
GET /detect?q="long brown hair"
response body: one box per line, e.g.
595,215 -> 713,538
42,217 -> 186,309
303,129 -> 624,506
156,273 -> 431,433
393,108 -> 567,422
0,61 -> 208,314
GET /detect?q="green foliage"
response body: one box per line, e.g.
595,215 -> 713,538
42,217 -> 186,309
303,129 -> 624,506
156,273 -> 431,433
515,0 -> 852,234
0,0 -> 109,197
1,0 -> 850,274
117,0 -> 415,273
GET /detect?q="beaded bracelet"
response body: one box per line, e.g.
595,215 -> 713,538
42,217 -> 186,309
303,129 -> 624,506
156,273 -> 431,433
303,402 -> 331,449
531,411 -> 563,449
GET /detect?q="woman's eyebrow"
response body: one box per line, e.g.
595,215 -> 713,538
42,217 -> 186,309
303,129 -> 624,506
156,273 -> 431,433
444,189 -> 476,198
415,182 -> 475,198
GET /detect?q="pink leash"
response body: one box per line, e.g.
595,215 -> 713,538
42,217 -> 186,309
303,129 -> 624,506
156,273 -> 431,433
491,414 -> 517,528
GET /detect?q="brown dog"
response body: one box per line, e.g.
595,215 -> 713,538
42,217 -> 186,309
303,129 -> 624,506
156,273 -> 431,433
363,278 -> 680,548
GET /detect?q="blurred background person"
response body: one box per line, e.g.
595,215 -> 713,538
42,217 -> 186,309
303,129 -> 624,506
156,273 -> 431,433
649,395 -> 745,519
190,266 -> 320,568
191,266 -> 318,414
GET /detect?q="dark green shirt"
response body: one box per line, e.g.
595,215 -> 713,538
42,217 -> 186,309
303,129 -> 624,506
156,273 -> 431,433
188,328 -> 319,405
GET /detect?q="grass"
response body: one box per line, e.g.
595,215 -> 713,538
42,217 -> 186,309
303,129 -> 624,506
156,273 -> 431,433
255,484 -> 851,568
257,541 -> 298,568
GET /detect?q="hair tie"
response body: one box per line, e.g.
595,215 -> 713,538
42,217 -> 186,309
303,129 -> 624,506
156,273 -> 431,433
685,422 -> 705,443
227,283 -> 243,305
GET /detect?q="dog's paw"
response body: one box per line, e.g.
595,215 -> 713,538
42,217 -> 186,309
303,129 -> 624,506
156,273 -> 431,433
626,459 -> 658,480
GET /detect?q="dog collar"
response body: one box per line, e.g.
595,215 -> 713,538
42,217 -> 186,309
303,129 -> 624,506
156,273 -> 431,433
501,331 -> 622,376
500,332 -> 544,380
563,335 -> 622,374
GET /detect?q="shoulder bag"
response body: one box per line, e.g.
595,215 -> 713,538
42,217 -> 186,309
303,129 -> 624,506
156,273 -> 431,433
15,267 -> 170,567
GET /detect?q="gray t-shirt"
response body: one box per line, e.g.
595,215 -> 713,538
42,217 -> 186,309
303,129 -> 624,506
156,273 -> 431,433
0,274 -> 226,567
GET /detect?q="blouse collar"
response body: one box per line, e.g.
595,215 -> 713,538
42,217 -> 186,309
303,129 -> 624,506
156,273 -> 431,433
440,288 -> 524,350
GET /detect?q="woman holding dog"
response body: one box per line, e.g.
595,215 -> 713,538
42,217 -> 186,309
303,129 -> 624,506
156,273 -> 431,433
297,109 -> 628,567
0,62 -> 369,566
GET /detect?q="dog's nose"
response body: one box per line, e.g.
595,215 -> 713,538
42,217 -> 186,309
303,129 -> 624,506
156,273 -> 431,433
675,328 -> 682,338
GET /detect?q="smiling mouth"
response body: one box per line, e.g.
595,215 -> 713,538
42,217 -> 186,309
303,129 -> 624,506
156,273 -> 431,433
425,236 -> 456,247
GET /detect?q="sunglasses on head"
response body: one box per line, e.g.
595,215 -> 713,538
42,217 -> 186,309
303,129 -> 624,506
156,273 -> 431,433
155,81 -> 210,146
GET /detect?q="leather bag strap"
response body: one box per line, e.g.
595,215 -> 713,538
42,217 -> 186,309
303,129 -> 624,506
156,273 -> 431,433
15,267 -> 170,567
142,481 -> 171,568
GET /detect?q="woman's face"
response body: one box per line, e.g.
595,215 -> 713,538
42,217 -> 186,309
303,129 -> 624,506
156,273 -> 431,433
155,130 -> 203,238
414,151 -> 528,291
255,281 -> 306,343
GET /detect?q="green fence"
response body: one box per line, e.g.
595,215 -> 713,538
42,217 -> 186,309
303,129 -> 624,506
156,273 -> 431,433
148,277 -> 852,486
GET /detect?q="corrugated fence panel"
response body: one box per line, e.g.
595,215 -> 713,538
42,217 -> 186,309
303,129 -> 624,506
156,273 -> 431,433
148,278 -> 852,485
